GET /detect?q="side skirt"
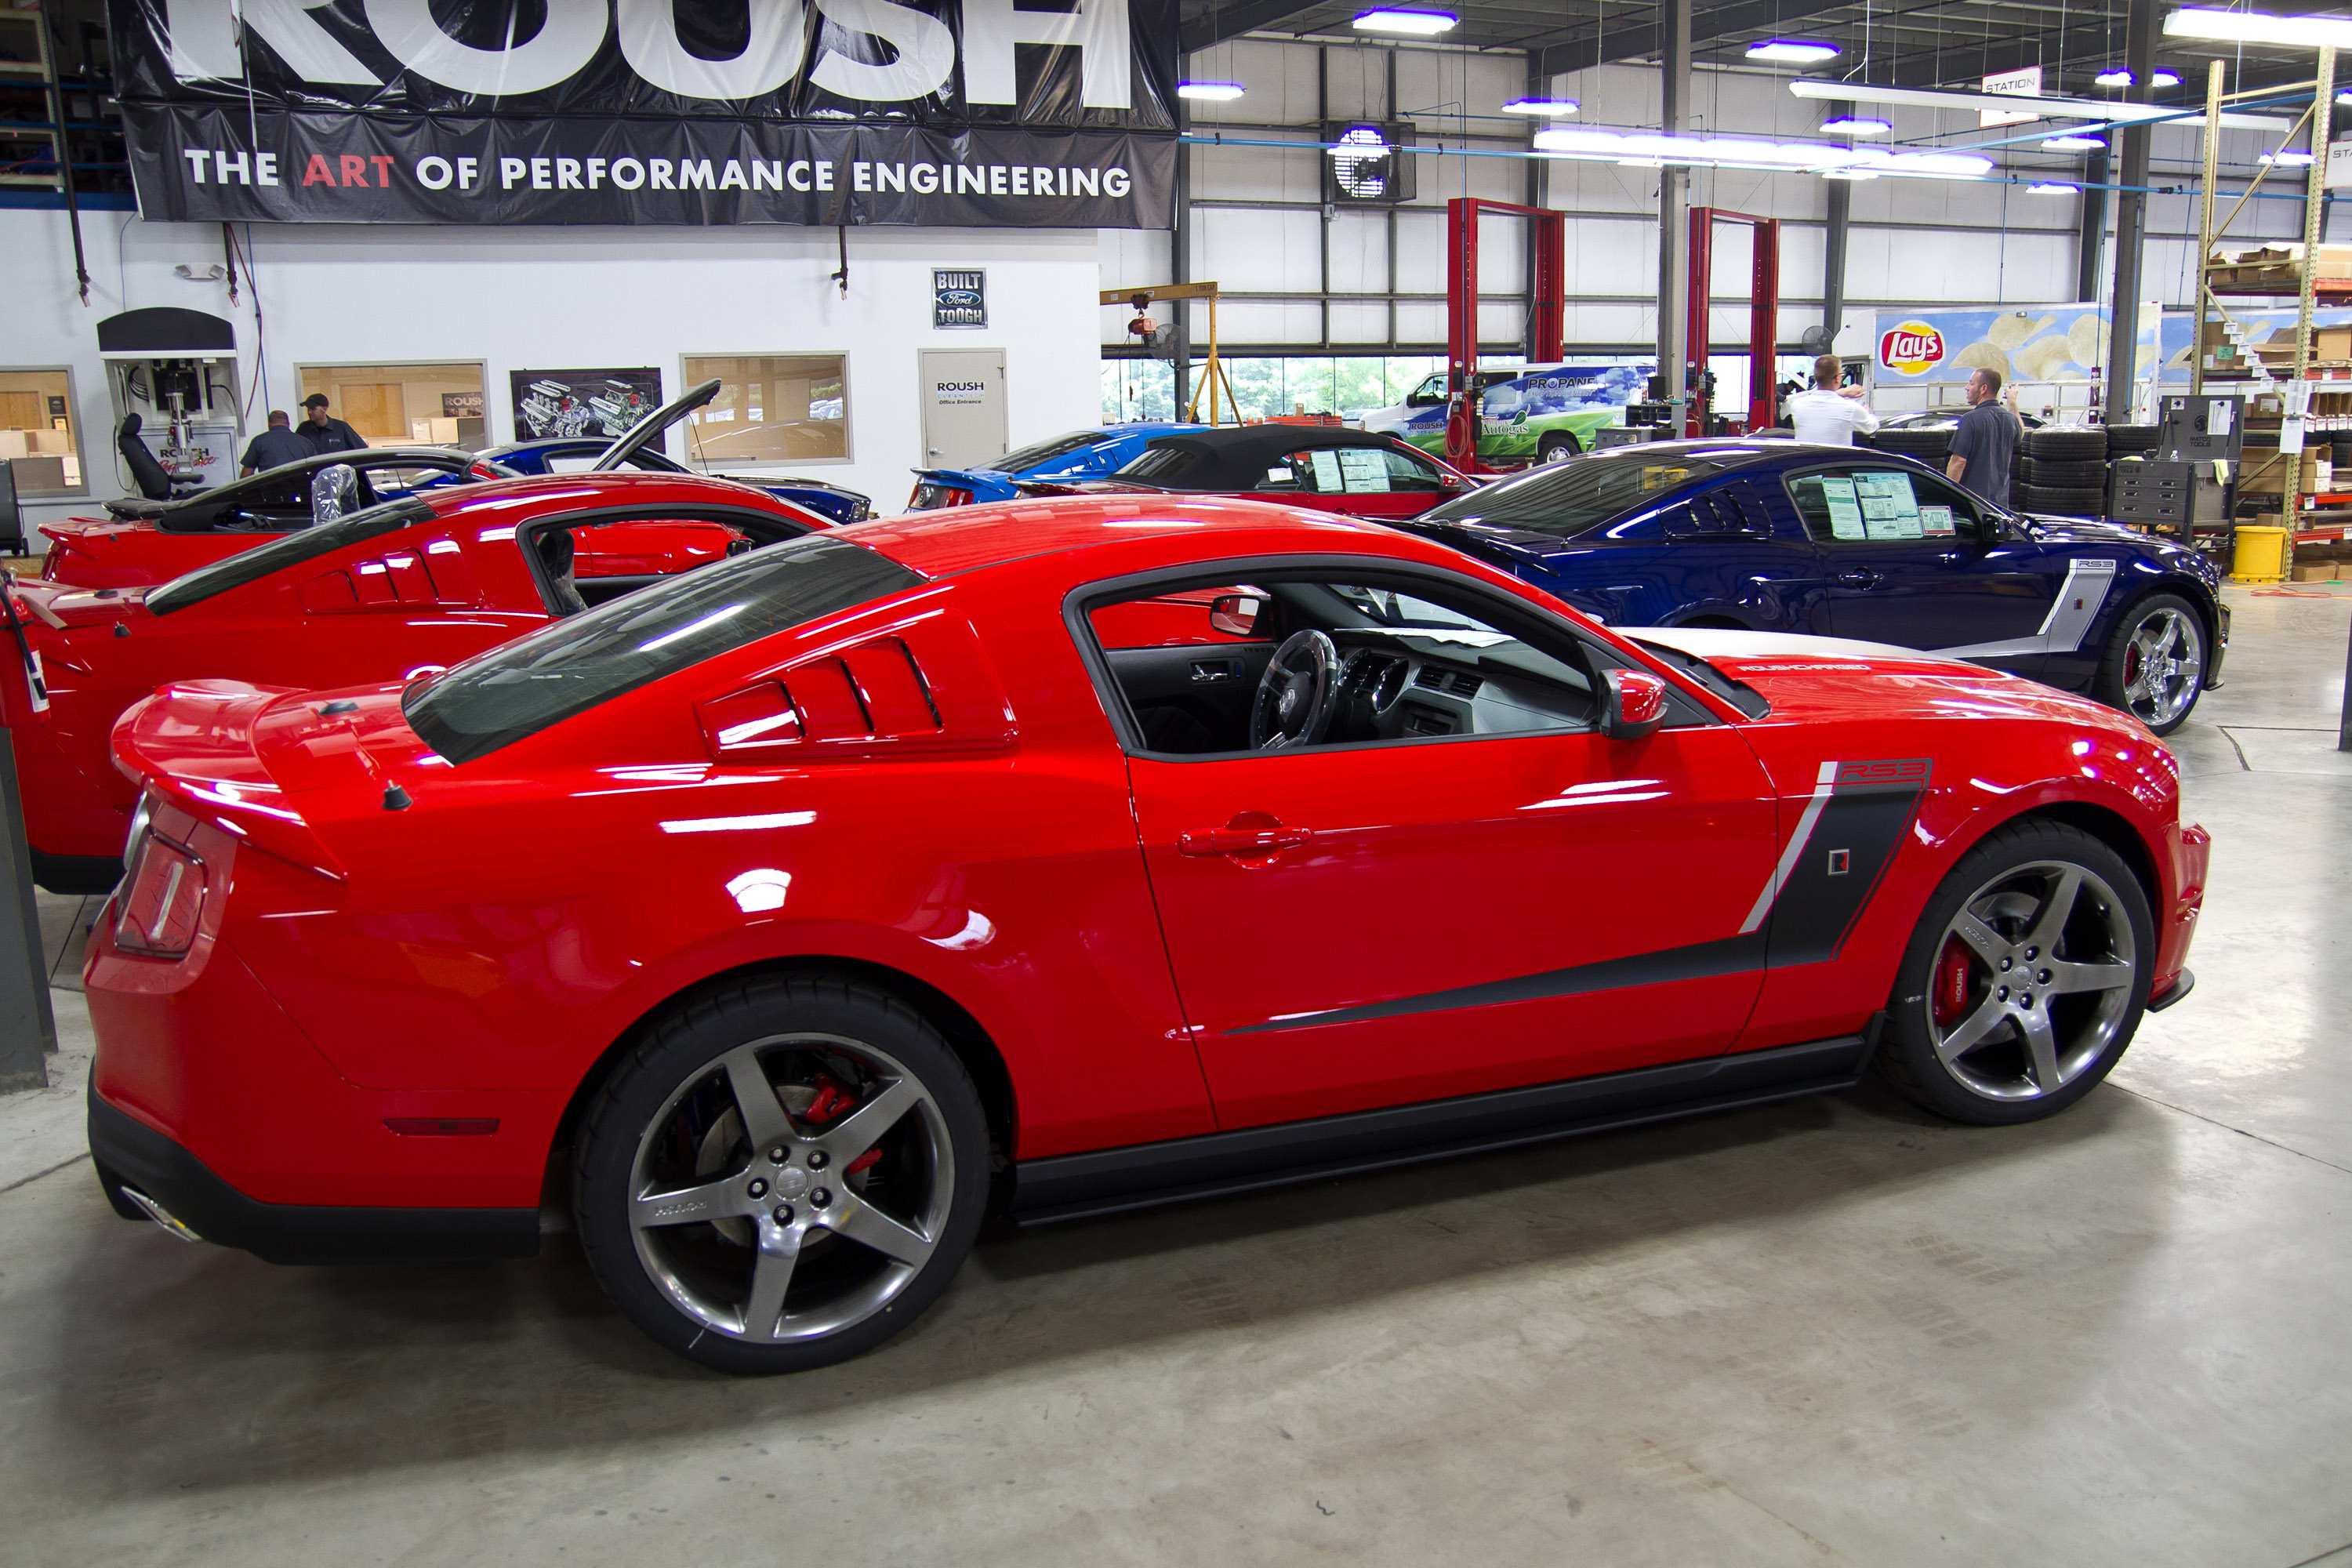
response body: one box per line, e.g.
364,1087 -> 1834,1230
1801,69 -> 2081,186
1011,1034 -> 1868,1227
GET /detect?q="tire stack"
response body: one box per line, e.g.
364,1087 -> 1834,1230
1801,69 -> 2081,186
2013,427 -> 2111,516
1864,426 -> 1957,466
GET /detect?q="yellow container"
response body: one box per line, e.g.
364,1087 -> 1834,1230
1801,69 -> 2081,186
2233,524 -> 2289,583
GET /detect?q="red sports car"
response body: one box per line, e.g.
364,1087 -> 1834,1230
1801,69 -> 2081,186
2,470 -> 829,892
1018,424 -> 1478,523
80,496 -> 2205,1374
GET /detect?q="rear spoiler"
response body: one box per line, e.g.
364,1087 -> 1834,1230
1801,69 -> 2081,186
111,680 -> 347,882
0,574 -> 53,725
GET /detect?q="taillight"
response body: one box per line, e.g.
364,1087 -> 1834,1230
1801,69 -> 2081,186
906,484 -> 972,511
115,831 -> 206,958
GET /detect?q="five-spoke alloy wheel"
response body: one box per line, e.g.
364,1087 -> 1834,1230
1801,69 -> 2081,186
2095,592 -> 2205,735
575,978 -> 989,1373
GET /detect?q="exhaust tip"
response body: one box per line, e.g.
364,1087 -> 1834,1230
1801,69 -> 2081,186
120,1187 -> 204,1243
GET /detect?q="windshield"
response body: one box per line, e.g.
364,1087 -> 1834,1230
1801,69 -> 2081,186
403,535 -> 924,764
146,498 -> 433,616
1417,453 -> 1742,539
994,432 -> 1102,473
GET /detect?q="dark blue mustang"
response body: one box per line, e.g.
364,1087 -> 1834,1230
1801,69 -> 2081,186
1398,438 -> 2227,735
480,438 -> 872,526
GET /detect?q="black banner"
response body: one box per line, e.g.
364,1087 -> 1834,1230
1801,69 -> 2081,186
111,0 -> 1178,227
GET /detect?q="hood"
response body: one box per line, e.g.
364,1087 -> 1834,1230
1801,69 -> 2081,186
590,377 -> 722,472
2016,514 -> 2143,544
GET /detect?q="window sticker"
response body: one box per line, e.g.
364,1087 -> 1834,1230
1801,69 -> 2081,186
1308,450 -> 1344,491
1856,472 -> 1923,540
1641,466 -> 1693,492
1919,504 -> 1956,537
1820,475 -> 1866,540
1338,448 -> 1392,493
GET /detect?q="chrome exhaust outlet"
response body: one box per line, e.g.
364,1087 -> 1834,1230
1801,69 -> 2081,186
120,1187 -> 204,1243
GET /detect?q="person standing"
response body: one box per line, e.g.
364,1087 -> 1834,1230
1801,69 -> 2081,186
1946,368 -> 2022,508
1786,354 -> 1879,445
296,393 -> 367,456
238,410 -> 313,475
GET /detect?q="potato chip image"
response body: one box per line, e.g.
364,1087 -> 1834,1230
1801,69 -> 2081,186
2166,341 -> 2193,368
2067,314 -> 2110,368
1985,313 -> 2055,351
1953,341 -> 2012,381
2016,333 -> 2078,382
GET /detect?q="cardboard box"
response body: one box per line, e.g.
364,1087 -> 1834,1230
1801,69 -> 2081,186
2321,326 -> 2352,361
2238,448 -> 2323,495
2292,561 -> 2347,581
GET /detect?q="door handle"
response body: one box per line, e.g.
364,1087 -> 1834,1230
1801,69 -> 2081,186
1178,820 -> 1314,858
1833,568 -> 1882,586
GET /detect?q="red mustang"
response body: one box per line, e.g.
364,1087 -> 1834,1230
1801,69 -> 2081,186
1018,423 -> 1479,523
2,471 -> 829,892
80,497 -> 2205,1374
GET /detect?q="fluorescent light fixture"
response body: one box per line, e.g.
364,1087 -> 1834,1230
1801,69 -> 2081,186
1352,9 -> 1457,33
1531,125 -> 1991,178
1177,82 -> 1245,100
1819,116 -> 1893,135
1503,97 -> 1580,114
2042,133 -> 2107,150
2027,181 -> 2081,193
1820,168 -> 1880,180
2261,149 -> 2317,164
1788,75 -> 2288,130
2093,67 -> 2182,86
1748,39 -> 1840,63
2164,7 -> 2352,48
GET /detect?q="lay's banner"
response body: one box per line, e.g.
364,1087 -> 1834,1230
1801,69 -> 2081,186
1871,303 -> 2159,388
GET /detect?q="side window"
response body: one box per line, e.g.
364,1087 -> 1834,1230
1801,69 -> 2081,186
222,472 -> 310,530
1788,467 -> 1987,545
1259,447 -> 1412,496
1382,448 -> 1446,491
1083,573 -> 1604,757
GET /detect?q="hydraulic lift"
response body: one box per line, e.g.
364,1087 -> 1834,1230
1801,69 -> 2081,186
1682,207 -> 1782,437
1443,197 -> 1564,473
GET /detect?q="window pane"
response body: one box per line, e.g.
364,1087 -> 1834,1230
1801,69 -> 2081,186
682,354 -> 850,464
1422,452 -> 1741,539
0,368 -> 81,497
297,362 -> 488,450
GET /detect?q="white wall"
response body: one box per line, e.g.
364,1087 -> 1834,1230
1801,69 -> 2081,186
6,209 -> 1102,524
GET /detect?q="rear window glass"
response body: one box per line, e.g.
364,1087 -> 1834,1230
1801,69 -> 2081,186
146,498 -> 433,616
404,535 -> 924,764
994,431 -> 1101,472
1419,453 -> 1741,539
1116,445 -> 1209,485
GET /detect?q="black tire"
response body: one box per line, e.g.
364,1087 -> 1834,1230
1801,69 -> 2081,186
2103,423 -> 2161,455
2015,485 -> 2107,516
1875,430 -> 1951,462
1537,430 -> 1581,465
2023,428 -> 2110,462
574,975 -> 991,1374
2092,590 -> 2208,735
1876,819 -> 2154,1127
2018,458 -> 2107,489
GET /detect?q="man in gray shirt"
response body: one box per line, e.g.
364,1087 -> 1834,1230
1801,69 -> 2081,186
1945,368 -> 2021,508
238,410 -> 312,476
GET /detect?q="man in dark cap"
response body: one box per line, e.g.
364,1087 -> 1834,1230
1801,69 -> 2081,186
297,393 -> 367,456
239,409 -> 313,476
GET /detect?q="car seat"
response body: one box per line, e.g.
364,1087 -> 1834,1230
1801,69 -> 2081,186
116,414 -> 176,501
534,525 -> 587,615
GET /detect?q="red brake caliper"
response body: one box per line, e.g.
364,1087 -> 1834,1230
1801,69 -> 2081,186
804,1077 -> 884,1174
1933,940 -> 1973,1027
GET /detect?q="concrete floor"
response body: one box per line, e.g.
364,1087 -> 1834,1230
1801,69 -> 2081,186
2,586 -> 2349,1566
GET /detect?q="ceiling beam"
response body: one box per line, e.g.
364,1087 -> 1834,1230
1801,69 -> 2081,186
1528,0 -> 1793,74
1181,0 -> 1330,53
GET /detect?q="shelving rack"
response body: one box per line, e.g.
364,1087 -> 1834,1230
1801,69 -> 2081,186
2190,49 -> 2340,574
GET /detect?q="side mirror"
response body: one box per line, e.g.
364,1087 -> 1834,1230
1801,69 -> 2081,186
1210,593 -> 1265,637
1601,668 -> 1668,741
310,464 -> 359,524
1406,392 -> 1440,408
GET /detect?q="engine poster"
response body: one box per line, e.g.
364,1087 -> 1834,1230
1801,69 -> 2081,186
109,0 -> 1179,228
510,368 -> 663,441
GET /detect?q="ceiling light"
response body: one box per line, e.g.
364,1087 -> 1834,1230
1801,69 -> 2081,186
2164,7 -> 2352,48
1352,9 -> 1457,33
1503,98 -> 1580,114
1819,116 -> 1893,135
1821,169 -> 1879,180
1531,125 -> 1990,179
1748,40 -> 1840,63
1788,76 -> 2288,130
2261,149 -> 2317,164
2094,67 -> 2182,86
2027,181 -> 2081,193
1177,82 -> 1245,101
2042,133 -> 2107,149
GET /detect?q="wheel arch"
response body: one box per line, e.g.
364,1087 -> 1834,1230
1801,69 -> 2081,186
1982,800 -> 2162,917
2107,571 -> 2223,657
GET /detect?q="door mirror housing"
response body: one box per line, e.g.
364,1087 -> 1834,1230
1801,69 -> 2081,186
1210,593 -> 1265,637
1601,668 -> 1668,741
310,464 -> 360,524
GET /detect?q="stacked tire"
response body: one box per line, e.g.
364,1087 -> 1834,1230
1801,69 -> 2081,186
1867,426 -> 1955,465
2013,427 -> 2110,517
2103,423 -> 2161,456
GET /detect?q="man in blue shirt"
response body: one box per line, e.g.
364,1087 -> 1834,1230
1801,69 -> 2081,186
296,393 -> 368,456
1945,368 -> 2021,508
238,410 -> 312,476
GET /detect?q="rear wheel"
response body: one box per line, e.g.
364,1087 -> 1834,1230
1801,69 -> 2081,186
574,977 -> 989,1374
1877,821 -> 2152,1126
1537,430 -> 1581,465
2093,592 -> 2205,735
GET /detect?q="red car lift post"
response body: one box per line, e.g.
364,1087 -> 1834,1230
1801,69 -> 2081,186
1686,207 -> 1781,437
1445,198 -> 1565,472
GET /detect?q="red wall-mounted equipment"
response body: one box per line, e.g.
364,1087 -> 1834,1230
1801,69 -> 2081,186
1686,208 -> 1782,437
1445,198 -> 1565,472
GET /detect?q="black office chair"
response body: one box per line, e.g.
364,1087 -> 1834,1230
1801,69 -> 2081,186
0,459 -> 23,557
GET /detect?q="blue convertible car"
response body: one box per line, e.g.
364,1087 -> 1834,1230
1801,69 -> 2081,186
906,422 -> 1204,510
1399,438 -> 2227,734
481,438 -> 872,525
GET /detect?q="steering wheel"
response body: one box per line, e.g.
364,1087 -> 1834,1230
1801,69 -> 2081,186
1250,630 -> 1341,750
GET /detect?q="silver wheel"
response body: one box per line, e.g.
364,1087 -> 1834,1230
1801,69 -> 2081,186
1926,860 -> 2138,1102
2118,603 -> 2201,729
626,1034 -> 953,1345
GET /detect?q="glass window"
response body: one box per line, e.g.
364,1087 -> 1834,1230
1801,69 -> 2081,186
1787,466 -> 1990,545
681,354 -> 850,465
1420,451 -> 1744,539
995,431 -> 1103,473
0,367 -> 83,497
405,535 -> 920,764
147,499 -> 433,616
296,362 -> 488,450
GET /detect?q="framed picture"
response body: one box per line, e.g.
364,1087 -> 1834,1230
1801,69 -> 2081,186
510,368 -> 663,441
933,270 -> 987,330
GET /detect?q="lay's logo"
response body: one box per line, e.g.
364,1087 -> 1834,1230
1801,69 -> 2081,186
1879,322 -> 1946,376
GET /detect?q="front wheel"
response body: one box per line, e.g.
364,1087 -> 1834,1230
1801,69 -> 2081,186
2093,592 -> 2205,735
1537,431 -> 1581,465
1875,820 -> 2153,1126
574,976 -> 990,1374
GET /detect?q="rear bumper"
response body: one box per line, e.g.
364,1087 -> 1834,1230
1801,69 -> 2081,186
88,1085 -> 538,1265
